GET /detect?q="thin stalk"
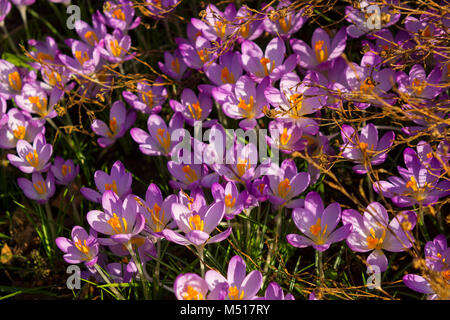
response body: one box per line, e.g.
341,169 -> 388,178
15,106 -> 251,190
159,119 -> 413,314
197,245 -> 205,277
44,202 -> 56,241
263,207 -> 283,276
316,250 -> 325,285
93,264 -> 126,300
0,23 -> 20,55
155,238 -> 161,286
126,242 -> 150,300
17,5 -> 30,39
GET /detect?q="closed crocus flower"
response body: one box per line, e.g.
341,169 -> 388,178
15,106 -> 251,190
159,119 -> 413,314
0,108 -> 45,149
130,112 -> 184,157
55,226 -> 99,267
342,202 -> 417,272
257,282 -> 295,300
240,37 -> 297,83
174,273 -> 210,300
158,49 -> 187,81
177,36 -> 215,71
122,77 -> 167,114
145,0 -> 180,19
263,0 -> 308,38
80,160 -> 132,203
27,36 -> 60,68
0,0 -> 12,24
205,255 -> 263,300
17,171 -> 55,203
0,96 -> 6,127
87,191 -> 145,246
162,201 -> 231,247
8,132 -> 52,173
373,143 -> 450,207
74,18 -> 106,48
204,51 -> 242,87
340,123 -> 395,174
50,156 -> 79,185
267,158 -> 310,209
235,5 -> 264,41
91,100 -> 136,148
287,191 -> 352,251
291,27 -> 347,70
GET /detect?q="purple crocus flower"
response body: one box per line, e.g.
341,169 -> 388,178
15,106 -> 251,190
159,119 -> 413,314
15,83 -> 62,119
397,64 -> 442,104
373,142 -> 450,207
204,51 -> 242,87
263,0 -> 308,38
0,0 -> 12,24
17,171 -> 55,203
108,235 -> 156,273
402,274 -> 440,300
50,156 -> 79,186
0,59 -> 36,99
205,255 -> 263,300
169,88 -> 214,127
158,49 -> 188,81
345,52 -> 395,109
55,226 -> 99,267
27,36 -> 60,68
122,77 -> 167,114
91,100 -> 136,148
235,5 -> 264,41
177,36 -> 215,71
162,201 -> 231,247
80,160 -> 132,203
7,132 -> 52,173
291,27 -> 347,70
145,0 -> 180,19
248,175 -> 270,202
58,39 -> 102,76
174,273 -> 210,300
425,234 -> 450,272
257,282 -> 295,300
215,75 -> 269,130
340,123 -> 395,174
267,158 -> 310,209
190,3 -> 237,42
99,0 -> 140,32
98,29 -> 134,63
345,0 -> 401,38
342,202 -> 417,272
264,71 -> 326,134
240,37 -> 297,83
267,119 -> 304,154
287,191 -> 352,251
74,18 -> 106,48
135,183 -> 178,237
10,0 -> 34,5
87,191 -> 145,246
0,108 -> 44,149
211,181 -> 247,220
130,112 -> 184,157
0,96 -> 6,127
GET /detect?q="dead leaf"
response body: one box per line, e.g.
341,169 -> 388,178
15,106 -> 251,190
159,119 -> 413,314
1,243 -> 13,264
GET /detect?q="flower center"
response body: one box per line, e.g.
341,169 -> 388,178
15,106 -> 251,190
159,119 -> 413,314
239,21 -> 250,38
33,180 -> 47,195
228,286 -> 244,300
13,125 -> 26,140
215,20 -> 227,39
220,66 -> 235,84
309,218 -> 328,245
149,203 -> 165,232
236,158 -> 251,177
237,96 -> 255,118
260,57 -> 275,76
28,96 -> 48,116
43,69 -> 62,87
289,93 -> 304,118
224,194 -> 236,208
109,39 -> 122,57
74,239 -> 90,255
112,8 -> 125,21
141,90 -> 153,108
107,212 -> 128,234
182,286 -> 204,300
8,71 -> 22,92
278,14 -> 292,33
182,165 -> 198,184
189,214 -> 204,231
36,52 -> 54,62
61,164 -> 71,177
188,101 -> 202,120
75,50 -> 90,66
280,127 -> 292,146
84,31 -> 99,46
366,227 -> 386,250
26,149 -> 39,168
360,77 -> 375,93
171,57 -> 181,74
277,178 -> 291,199
156,128 -> 171,153
314,40 -> 328,64
104,179 -> 118,194
108,117 -> 118,137
197,48 -> 210,64
411,78 -> 427,96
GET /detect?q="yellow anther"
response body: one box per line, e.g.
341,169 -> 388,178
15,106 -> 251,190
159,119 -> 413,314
277,178 -> 291,199
61,164 -> 71,177
33,180 -> 47,195
225,194 -> 236,208
280,127 -> 292,146
107,212 -> 128,234
360,77 -> 375,93
156,128 -> 171,153
236,158 -> 250,177
171,57 -> 181,74
182,165 -> 198,183
85,31 -> 99,46
75,50 -> 90,66
26,149 -> 39,168
189,214 -> 204,231
149,203 -> 165,232
314,40 -> 328,64
188,101 -> 202,120
8,71 -> 22,91
405,176 -> 419,192
36,52 -> 54,62
215,20 -> 227,39
109,39 -> 122,57
13,126 -> 26,140
228,286 -> 244,300
411,78 -> 426,96
237,96 -> 255,118
28,96 -> 48,116
260,57 -> 275,76
104,180 -> 118,194
108,117 -> 118,137
74,239 -> 90,255
278,14 -> 292,33
366,228 -> 386,250
112,8 -> 125,20
220,67 -> 235,84
182,286 -> 204,300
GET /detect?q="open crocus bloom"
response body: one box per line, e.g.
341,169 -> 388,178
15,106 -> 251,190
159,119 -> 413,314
340,123 -> 395,174
342,202 -> 416,272
205,255 -> 263,300
55,226 -> 99,267
267,158 -> 310,209
50,156 -> 80,186
74,18 -> 106,48
98,29 -> 134,63
204,51 -> 242,87
158,49 -> 187,81
58,39 -> 102,76
162,201 -> 231,247
130,112 -> 184,157
17,171 -> 55,204
263,0 -> 308,38
8,132 -> 52,173
80,160 -> 132,203
91,100 -> 136,148
290,27 -> 347,70
397,64 -> 442,103
15,83 -> 62,119
373,143 -> 450,207
190,3 -> 237,42
87,191 -> 145,246
174,273 -> 210,300
0,108 -> 45,149
122,77 -> 168,115
287,191 -> 352,251
0,59 -> 36,99
170,88 -> 214,127
425,234 -> 450,272
100,0 -> 140,31
211,181 -> 247,220
267,119 -> 304,154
